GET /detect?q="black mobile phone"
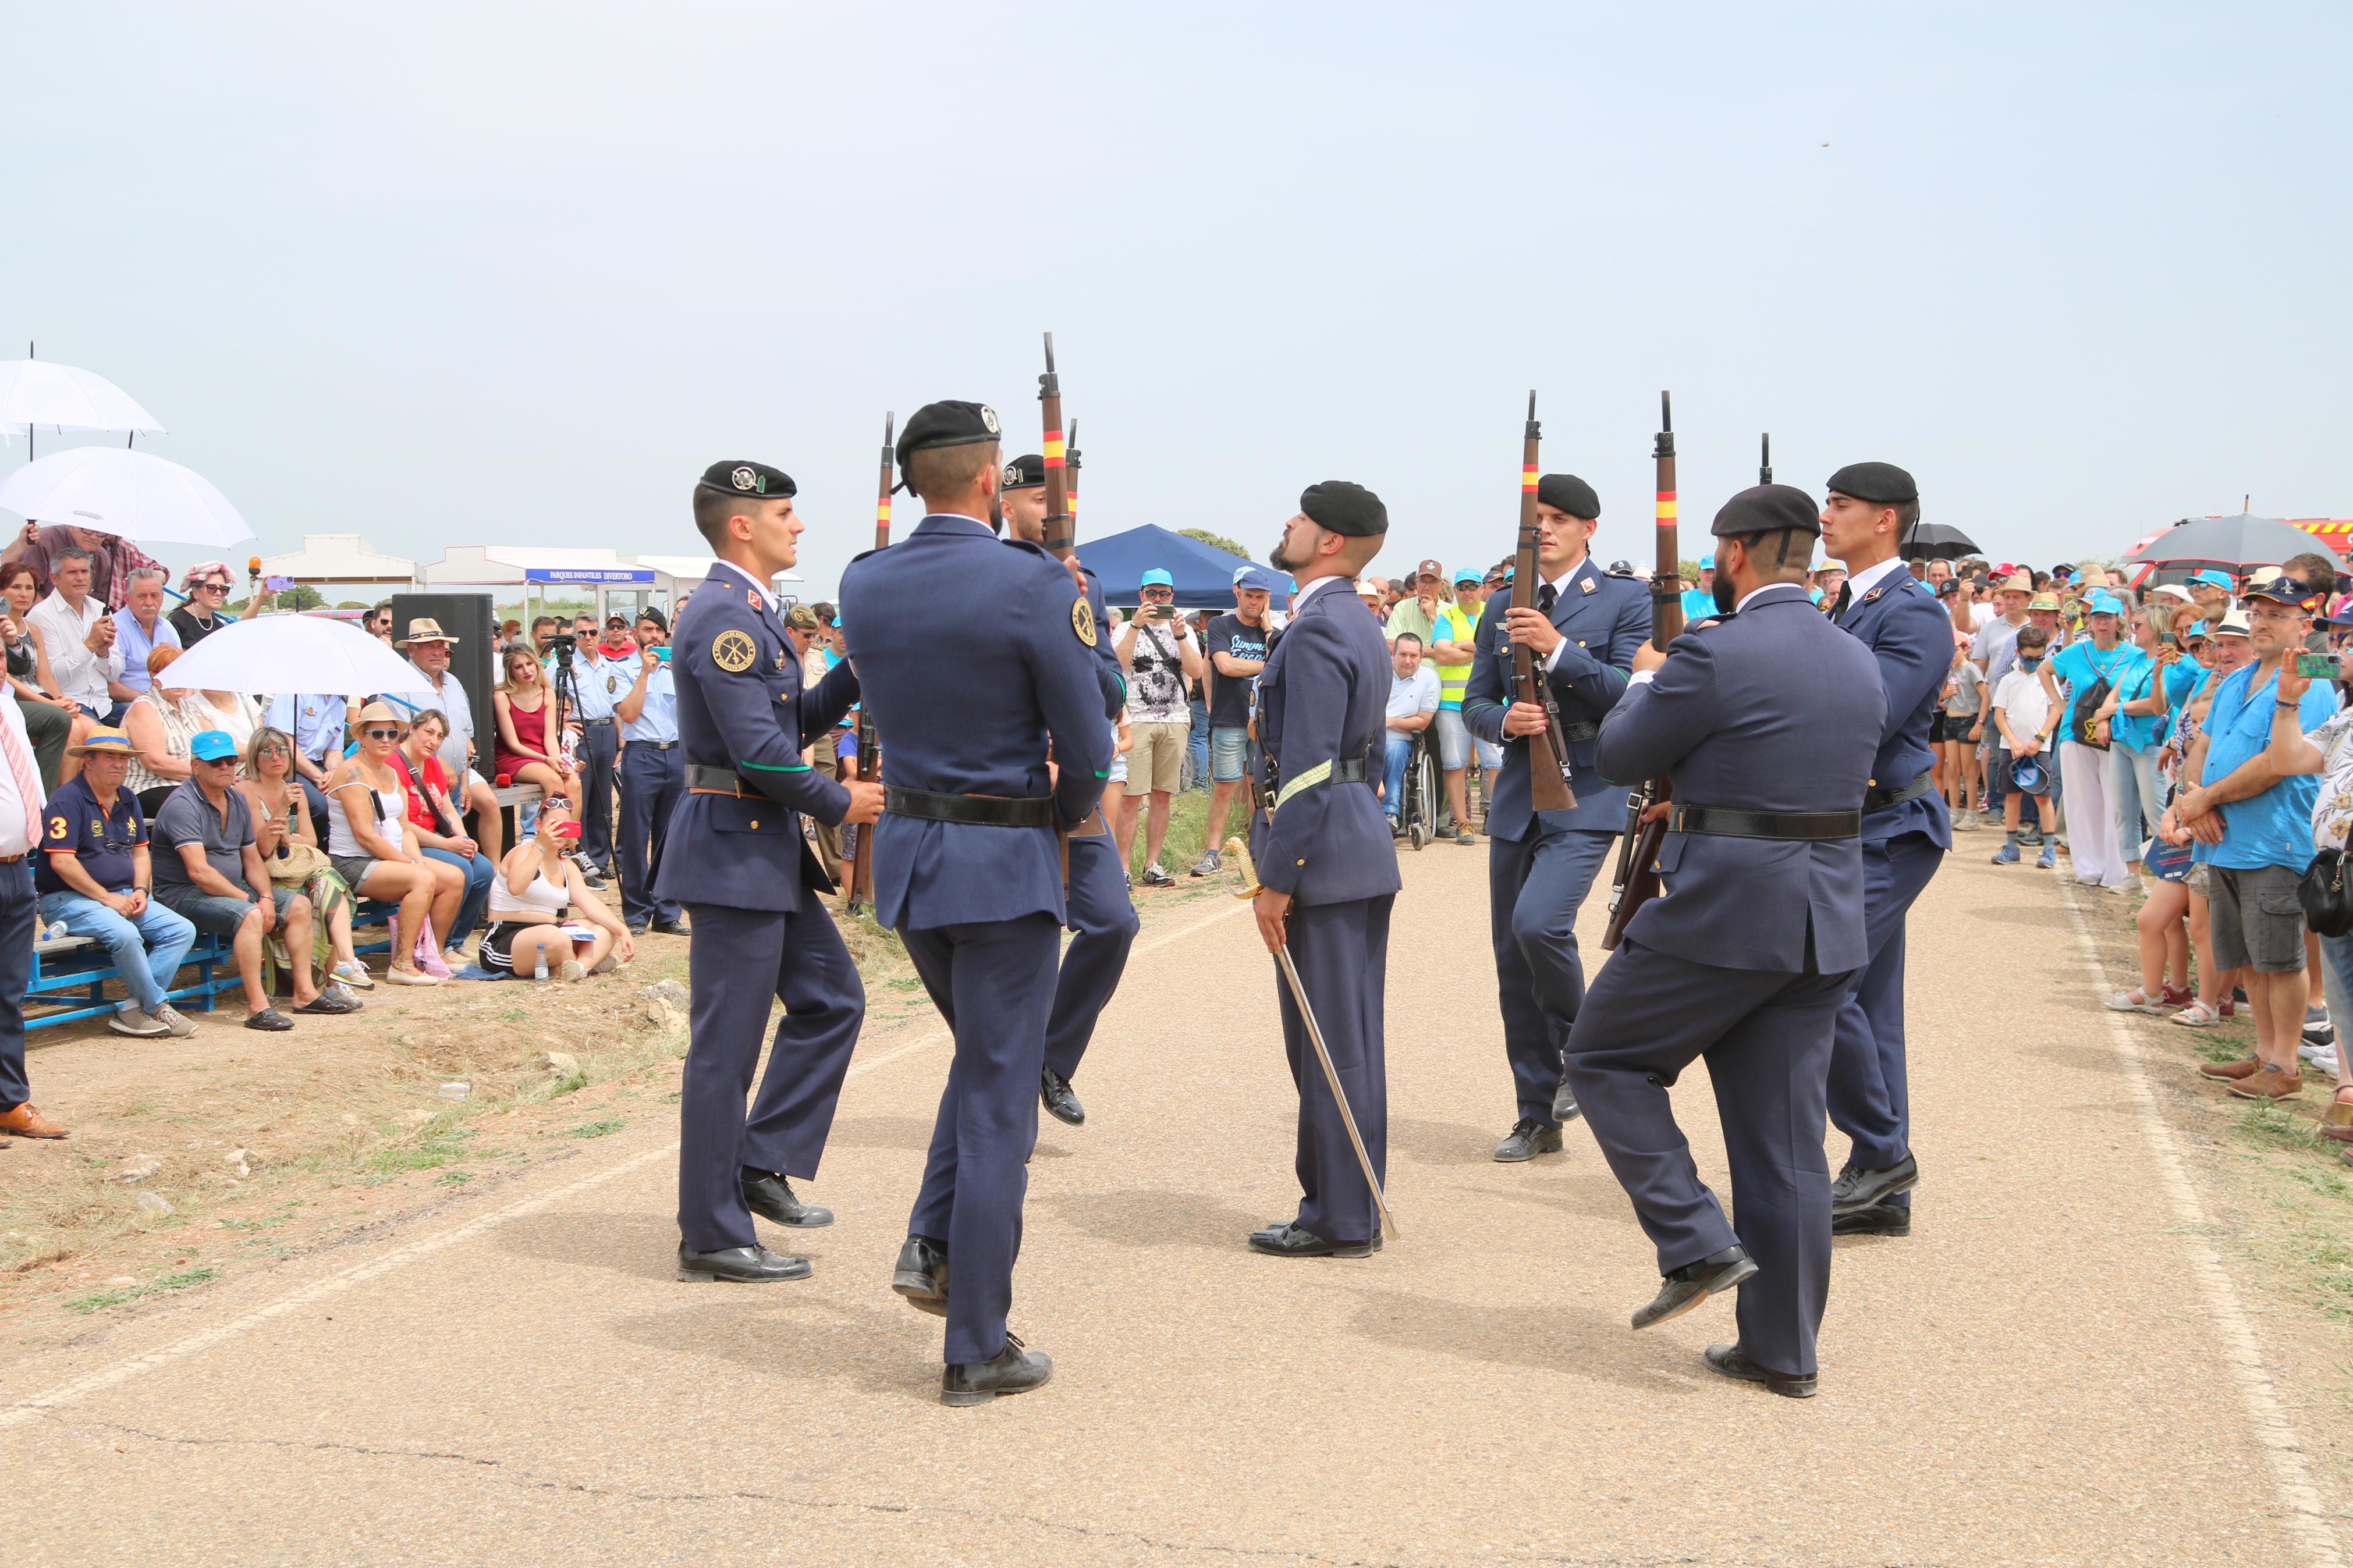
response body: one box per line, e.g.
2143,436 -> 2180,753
1147,605 -> 1179,621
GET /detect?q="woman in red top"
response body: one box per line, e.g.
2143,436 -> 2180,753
491,645 -> 583,817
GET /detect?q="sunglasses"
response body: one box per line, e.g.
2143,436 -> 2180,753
198,755 -> 239,767
362,726 -> 403,741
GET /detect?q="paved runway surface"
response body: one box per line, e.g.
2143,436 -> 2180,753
0,843 -> 2341,1566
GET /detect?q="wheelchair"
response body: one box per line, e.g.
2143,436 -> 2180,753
1394,728 -> 1439,851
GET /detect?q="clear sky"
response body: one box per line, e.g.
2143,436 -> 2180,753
5,2 -> 2347,597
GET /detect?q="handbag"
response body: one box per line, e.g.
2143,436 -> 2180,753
269,841 -> 331,885
2299,848 -> 2353,938
2070,673 -> 2114,751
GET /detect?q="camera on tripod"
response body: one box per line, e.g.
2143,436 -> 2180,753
546,632 -> 578,666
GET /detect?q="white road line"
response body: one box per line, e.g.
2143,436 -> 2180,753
0,895 -> 1253,1431
2048,865 -> 2345,1566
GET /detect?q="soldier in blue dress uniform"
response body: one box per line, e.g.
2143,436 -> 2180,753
664,460 -> 885,1285
999,452 -> 1135,1129
1461,474 -> 1650,1161
1564,485 -> 1886,1398
1819,462 -> 1952,1237
838,401 -> 1112,1407
1245,481 -> 1403,1258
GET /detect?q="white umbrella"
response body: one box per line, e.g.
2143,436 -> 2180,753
0,358 -> 164,435
0,447 -> 253,547
157,613 -> 435,698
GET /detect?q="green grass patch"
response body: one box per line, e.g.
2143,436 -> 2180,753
567,1117 -> 624,1139
65,1265 -> 219,1316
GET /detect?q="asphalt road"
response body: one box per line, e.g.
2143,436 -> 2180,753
0,840 -> 2340,1566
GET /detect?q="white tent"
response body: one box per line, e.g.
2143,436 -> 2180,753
260,533 -> 419,595
628,553 -> 804,611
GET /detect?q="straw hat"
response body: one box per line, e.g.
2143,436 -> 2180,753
66,727 -> 134,758
395,617 -> 458,647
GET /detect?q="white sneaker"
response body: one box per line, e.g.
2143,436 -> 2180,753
108,1007 -> 172,1038
2299,1043 -> 2339,1073
559,959 -> 587,983
151,1004 -> 198,1038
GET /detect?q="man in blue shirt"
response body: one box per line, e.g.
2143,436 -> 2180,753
2165,574 -> 2339,1102
565,617 -> 636,890
615,609 -> 684,935
36,728 -> 197,1038
1678,556 -> 1716,624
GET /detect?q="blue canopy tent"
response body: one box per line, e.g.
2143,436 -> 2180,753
1077,522 -> 1291,609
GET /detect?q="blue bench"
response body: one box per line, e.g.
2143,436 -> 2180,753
26,930 -> 244,1032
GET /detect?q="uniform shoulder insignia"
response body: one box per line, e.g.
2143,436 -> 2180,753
711,628 -> 758,673
1071,596 -> 1098,647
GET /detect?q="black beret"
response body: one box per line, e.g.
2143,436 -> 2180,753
1825,461 -> 1917,505
1536,473 -> 1599,519
896,401 -> 1004,470
1300,480 -> 1388,537
1001,453 -> 1046,490
1710,483 -> 1823,539
697,460 -> 796,499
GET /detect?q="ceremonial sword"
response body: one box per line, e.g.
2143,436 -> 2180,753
1222,835 -> 1399,1241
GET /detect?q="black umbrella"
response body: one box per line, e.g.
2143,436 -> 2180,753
1902,521 -> 1981,561
2123,513 -> 2326,570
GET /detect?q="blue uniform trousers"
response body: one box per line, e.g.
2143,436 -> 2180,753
577,723 -> 618,875
1564,938 -> 1855,1379
0,860 -> 38,1108
1041,833 -> 1139,1082
1825,829 -> 1943,1201
1488,826 -> 1614,1128
904,913 -> 1062,1366
1276,895 -> 1392,1245
617,742 -> 683,928
676,900 -> 865,1253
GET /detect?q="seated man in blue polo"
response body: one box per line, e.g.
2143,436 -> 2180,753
36,728 -> 200,1039
152,731 -> 361,1031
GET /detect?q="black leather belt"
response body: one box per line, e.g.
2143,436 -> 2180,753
686,764 -> 749,795
1864,769 -> 1936,814
1558,720 -> 1597,744
1326,758 -> 1370,784
630,738 -> 676,750
581,717 -> 614,728
885,785 -> 1056,828
1671,805 -> 1862,841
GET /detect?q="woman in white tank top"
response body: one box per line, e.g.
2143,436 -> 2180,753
324,702 -> 457,986
480,797 -> 631,979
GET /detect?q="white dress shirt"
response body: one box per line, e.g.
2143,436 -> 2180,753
0,689 -> 38,856
27,590 -> 123,711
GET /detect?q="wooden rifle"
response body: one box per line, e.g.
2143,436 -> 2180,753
1601,392 -> 1687,950
844,410 -> 892,917
1039,332 -> 1074,560
1513,391 -> 1577,813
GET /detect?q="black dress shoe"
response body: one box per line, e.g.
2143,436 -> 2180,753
1632,1245 -> 1758,1329
1247,1221 -> 1379,1258
1040,1067 -> 1085,1126
1492,1118 -> 1562,1162
942,1333 -> 1053,1407
626,923 -> 649,937
1831,1201 -> 1911,1238
1830,1153 -> 1918,1215
676,1242 -> 812,1282
651,918 -> 691,936
893,1235 -> 949,1316
741,1167 -> 833,1228
1552,1076 -> 1582,1125
1703,1342 -> 1817,1398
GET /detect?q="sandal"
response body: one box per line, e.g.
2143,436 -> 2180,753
2105,988 -> 2169,1015
243,1008 -> 294,1032
2171,1000 -> 2222,1028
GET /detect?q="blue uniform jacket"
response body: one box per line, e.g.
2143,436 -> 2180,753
654,564 -> 858,913
1077,563 -> 1123,721
1247,581 -> 1401,905
1834,567 -> 1954,850
1461,557 -> 1650,839
1596,584 -> 1886,973
839,515 -> 1111,931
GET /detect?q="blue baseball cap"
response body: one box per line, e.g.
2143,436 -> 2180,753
189,730 -> 239,763
1698,554 -> 1716,569
1233,567 -> 1275,593
2189,568 -> 2234,589
2086,591 -> 2128,616
2008,755 -> 2050,796
1140,568 -> 1174,589
1453,566 -> 1482,585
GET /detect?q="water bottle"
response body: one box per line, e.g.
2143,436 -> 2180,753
533,946 -> 549,982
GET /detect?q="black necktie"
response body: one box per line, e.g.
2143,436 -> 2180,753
1537,582 -> 1557,616
1833,582 -> 1852,621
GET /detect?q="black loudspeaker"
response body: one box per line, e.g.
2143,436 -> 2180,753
389,592 -> 495,766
